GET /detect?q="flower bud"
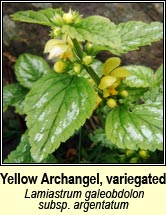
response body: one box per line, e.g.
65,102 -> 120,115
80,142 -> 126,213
82,55 -> 93,65
120,90 -> 128,98
107,98 -> 117,108
52,14 -> 63,26
54,61 -> 66,73
126,149 -> 135,157
73,63 -> 81,73
138,150 -> 148,159
129,157 -> 139,163
63,13 -> 74,24
85,42 -> 93,53
53,27 -> 61,37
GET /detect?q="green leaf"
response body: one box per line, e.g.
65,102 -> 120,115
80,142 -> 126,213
106,103 -> 163,151
91,60 -> 103,78
15,53 -> 52,89
142,87 -> 163,104
4,131 -> 33,163
153,64 -> 163,87
3,83 -> 28,114
117,21 -> 163,53
63,16 -> 121,54
123,65 -> 154,88
125,86 -> 148,101
89,128 -> 115,149
11,8 -> 62,27
42,154 -> 57,163
4,131 -> 57,163
24,73 -> 97,162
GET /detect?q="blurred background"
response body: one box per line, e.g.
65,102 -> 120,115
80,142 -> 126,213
2,2 -> 163,163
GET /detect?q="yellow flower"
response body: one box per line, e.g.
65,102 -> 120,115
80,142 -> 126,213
108,87 -> 118,96
102,57 -> 121,76
103,89 -> 110,98
98,57 -> 130,100
111,79 -> 121,88
62,35 -> 74,47
103,87 -> 118,98
111,67 -> 130,79
44,39 -> 69,59
59,47 -> 74,61
98,76 -> 117,90
102,57 -> 130,78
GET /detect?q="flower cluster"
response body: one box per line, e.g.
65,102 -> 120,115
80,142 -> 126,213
44,38 -> 72,73
98,57 -> 130,108
44,9 -> 95,75
44,9 -> 84,74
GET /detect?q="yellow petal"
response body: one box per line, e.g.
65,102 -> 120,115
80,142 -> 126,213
111,79 -> 121,88
98,76 -> 117,90
110,67 -> 130,78
108,87 -> 118,96
103,89 -> 110,98
48,45 -> 68,59
59,48 -> 74,61
102,57 -> 121,76
62,35 -> 74,47
44,39 -> 65,53
95,94 -> 102,109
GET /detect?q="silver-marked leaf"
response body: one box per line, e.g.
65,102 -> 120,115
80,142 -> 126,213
4,131 -> 33,163
106,103 -> 163,151
63,16 -> 121,54
24,73 -> 97,162
123,65 -> 154,88
3,83 -> 28,114
125,86 -> 148,101
117,21 -> 163,53
154,64 -> 163,87
11,8 -> 62,27
142,87 -> 163,104
15,53 -> 52,89
4,131 -> 57,163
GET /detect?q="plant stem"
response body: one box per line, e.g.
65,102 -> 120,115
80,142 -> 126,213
84,65 -> 100,86
78,128 -> 82,163
72,38 -> 83,59
72,38 -> 100,86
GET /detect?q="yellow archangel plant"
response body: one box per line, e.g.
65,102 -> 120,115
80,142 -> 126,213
3,7 -> 163,164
